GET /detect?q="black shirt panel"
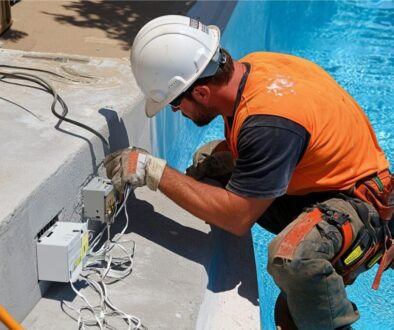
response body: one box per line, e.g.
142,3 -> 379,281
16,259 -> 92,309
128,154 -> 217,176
226,115 -> 310,198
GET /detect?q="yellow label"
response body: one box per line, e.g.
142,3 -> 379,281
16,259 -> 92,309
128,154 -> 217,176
74,256 -> 82,269
344,245 -> 363,265
73,232 -> 89,269
81,232 -> 89,258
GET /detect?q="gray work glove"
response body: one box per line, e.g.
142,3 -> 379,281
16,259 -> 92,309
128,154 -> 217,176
104,147 -> 167,193
186,140 -> 234,183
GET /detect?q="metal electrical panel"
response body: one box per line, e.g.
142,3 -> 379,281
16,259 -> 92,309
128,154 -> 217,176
82,177 -> 116,222
37,222 -> 88,282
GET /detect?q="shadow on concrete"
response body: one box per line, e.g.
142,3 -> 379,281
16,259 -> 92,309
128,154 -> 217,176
38,191 -> 258,308
41,1 -> 196,50
98,107 -> 129,154
208,228 -> 260,306
0,28 -> 28,41
125,193 -> 212,268
42,281 -> 88,303
123,193 -> 259,306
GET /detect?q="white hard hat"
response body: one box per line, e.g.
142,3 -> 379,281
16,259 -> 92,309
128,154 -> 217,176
130,15 -> 221,117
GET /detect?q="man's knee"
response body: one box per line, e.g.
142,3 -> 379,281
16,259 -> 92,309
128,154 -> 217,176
267,199 -> 366,329
268,229 -> 340,287
268,256 -> 335,288
267,201 -> 346,280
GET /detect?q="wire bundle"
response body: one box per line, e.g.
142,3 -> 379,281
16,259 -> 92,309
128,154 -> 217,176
1,65 -> 141,329
63,186 -> 143,330
0,65 -> 109,146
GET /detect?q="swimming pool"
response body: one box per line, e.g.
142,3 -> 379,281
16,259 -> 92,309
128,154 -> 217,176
154,1 -> 394,329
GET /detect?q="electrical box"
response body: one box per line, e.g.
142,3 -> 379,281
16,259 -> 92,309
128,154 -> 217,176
82,177 -> 116,222
37,222 -> 88,282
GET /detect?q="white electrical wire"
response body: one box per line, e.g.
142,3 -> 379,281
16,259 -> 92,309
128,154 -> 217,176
1,68 -> 141,328
85,186 -> 135,282
64,185 -> 143,329
64,279 -> 105,330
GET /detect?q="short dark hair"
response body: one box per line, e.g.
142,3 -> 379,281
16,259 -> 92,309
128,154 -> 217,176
190,48 -> 234,90
167,48 -> 234,107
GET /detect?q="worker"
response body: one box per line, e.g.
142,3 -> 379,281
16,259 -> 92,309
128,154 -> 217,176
104,15 -> 394,330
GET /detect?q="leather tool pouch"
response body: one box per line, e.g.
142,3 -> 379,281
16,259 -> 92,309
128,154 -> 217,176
350,170 -> 394,287
351,170 -> 394,221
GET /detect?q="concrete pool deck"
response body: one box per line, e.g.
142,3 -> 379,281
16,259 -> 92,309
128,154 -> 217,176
0,47 -> 259,330
0,1 -> 260,329
22,187 -> 260,330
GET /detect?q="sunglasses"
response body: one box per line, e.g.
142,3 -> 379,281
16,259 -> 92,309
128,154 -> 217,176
170,90 -> 189,108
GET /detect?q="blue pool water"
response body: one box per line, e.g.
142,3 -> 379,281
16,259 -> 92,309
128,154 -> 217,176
154,1 -> 394,329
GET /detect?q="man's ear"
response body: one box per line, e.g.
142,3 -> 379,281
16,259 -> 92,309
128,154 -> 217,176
191,85 -> 211,104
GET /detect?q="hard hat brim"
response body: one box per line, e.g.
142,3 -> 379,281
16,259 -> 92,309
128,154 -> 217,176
144,24 -> 221,118
145,98 -> 168,118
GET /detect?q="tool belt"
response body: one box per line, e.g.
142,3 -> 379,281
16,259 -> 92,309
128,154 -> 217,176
348,169 -> 394,289
273,170 -> 394,289
323,200 -> 384,287
351,169 -> 394,221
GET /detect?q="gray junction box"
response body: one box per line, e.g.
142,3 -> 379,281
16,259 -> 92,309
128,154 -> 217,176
82,177 -> 116,222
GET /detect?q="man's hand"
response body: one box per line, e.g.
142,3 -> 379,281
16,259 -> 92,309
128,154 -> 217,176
104,147 -> 167,193
186,140 -> 234,184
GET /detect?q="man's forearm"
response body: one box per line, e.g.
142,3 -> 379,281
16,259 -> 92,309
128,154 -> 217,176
158,166 -> 273,235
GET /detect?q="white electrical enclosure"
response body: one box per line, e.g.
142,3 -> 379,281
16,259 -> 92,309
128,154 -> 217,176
37,222 -> 89,282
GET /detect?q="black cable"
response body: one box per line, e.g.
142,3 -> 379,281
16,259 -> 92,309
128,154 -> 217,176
0,64 -> 70,79
0,70 -> 109,146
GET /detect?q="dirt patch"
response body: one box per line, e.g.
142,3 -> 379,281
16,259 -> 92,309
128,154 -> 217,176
1,1 -> 195,58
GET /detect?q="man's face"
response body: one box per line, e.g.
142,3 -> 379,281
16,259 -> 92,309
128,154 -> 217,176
171,91 -> 217,127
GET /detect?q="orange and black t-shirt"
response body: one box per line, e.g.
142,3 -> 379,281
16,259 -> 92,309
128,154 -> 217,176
224,52 -> 389,197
